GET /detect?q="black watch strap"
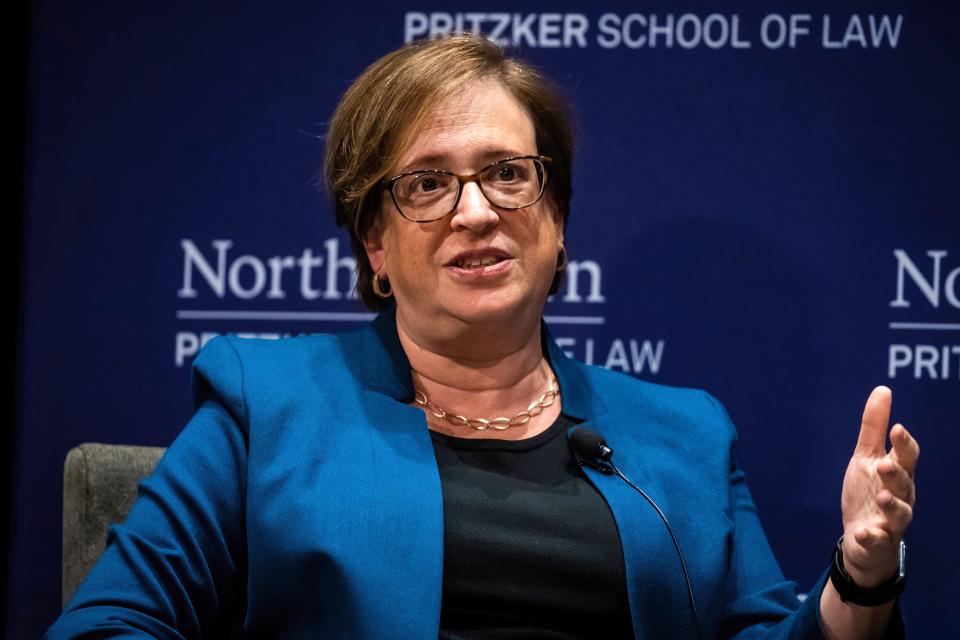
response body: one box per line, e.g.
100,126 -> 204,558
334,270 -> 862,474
830,536 -> 907,606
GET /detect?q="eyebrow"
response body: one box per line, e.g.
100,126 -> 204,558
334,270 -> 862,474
397,148 -> 532,173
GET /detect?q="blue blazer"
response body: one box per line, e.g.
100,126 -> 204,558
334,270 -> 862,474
50,310 -> 843,639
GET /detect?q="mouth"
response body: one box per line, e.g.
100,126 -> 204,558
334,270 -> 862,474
446,249 -> 513,276
452,255 -> 506,269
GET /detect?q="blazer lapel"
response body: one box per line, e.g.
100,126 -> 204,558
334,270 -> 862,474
574,411 -> 699,640
358,390 -> 444,639
548,333 -> 698,639
344,312 -> 443,638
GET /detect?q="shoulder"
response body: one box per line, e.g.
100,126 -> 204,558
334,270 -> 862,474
569,357 -> 727,417
563,357 -> 736,447
195,331 -> 359,376
190,331 -> 365,419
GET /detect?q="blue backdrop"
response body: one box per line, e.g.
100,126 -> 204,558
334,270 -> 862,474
12,1 -> 958,636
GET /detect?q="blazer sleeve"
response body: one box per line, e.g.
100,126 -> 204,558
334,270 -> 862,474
46,336 -> 249,639
704,393 -> 905,639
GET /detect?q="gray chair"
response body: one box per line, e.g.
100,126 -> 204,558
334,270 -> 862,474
62,443 -> 166,607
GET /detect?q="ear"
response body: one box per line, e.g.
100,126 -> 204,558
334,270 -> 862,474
362,215 -> 387,275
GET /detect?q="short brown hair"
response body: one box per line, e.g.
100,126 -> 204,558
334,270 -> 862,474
324,34 -> 575,310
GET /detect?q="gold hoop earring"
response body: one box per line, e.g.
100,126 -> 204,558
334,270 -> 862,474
372,273 -> 393,299
556,245 -> 568,273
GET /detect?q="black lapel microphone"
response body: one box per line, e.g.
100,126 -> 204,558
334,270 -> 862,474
568,427 -> 703,640
568,427 -> 614,472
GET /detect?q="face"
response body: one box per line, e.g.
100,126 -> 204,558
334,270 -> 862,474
364,79 -> 564,334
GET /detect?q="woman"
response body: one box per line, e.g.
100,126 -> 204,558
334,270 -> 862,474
48,35 -> 918,639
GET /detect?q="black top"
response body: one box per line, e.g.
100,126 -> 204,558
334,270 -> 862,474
430,414 -> 635,639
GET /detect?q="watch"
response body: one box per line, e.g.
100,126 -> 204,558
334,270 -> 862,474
830,536 -> 907,606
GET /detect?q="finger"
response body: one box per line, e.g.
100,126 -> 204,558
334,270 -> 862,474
855,386 -> 892,455
889,423 -> 920,478
877,489 -> 914,535
877,457 -> 916,504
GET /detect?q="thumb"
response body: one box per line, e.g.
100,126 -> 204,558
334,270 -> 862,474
855,386 -> 892,455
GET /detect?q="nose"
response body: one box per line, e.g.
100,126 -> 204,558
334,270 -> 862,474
449,181 -> 499,233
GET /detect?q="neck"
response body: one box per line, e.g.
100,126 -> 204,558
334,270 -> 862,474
396,310 -> 560,439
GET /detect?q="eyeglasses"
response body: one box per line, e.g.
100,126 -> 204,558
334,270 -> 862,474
381,155 -> 551,223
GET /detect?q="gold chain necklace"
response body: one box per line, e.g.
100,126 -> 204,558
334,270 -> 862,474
414,375 -> 559,431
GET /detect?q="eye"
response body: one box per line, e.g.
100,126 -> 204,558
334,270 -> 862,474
398,172 -> 454,198
487,161 -> 529,184
411,175 -> 440,192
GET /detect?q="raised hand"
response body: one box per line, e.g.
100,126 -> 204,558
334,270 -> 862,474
840,386 -> 919,586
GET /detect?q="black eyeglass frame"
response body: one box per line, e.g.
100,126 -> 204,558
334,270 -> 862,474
380,155 -> 552,223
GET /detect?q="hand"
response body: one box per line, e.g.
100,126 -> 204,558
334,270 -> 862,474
840,386 -> 919,587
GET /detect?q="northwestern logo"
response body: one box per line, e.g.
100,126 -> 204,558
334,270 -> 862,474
889,249 -> 960,309
887,249 -> 960,381
178,238 -> 359,301
178,238 -> 606,304
173,238 -> 619,368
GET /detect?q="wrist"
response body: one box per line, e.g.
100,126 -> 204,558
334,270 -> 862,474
830,536 -> 906,606
819,580 -> 896,640
841,537 -> 899,588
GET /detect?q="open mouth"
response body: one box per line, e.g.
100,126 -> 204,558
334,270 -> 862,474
453,255 -> 507,269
